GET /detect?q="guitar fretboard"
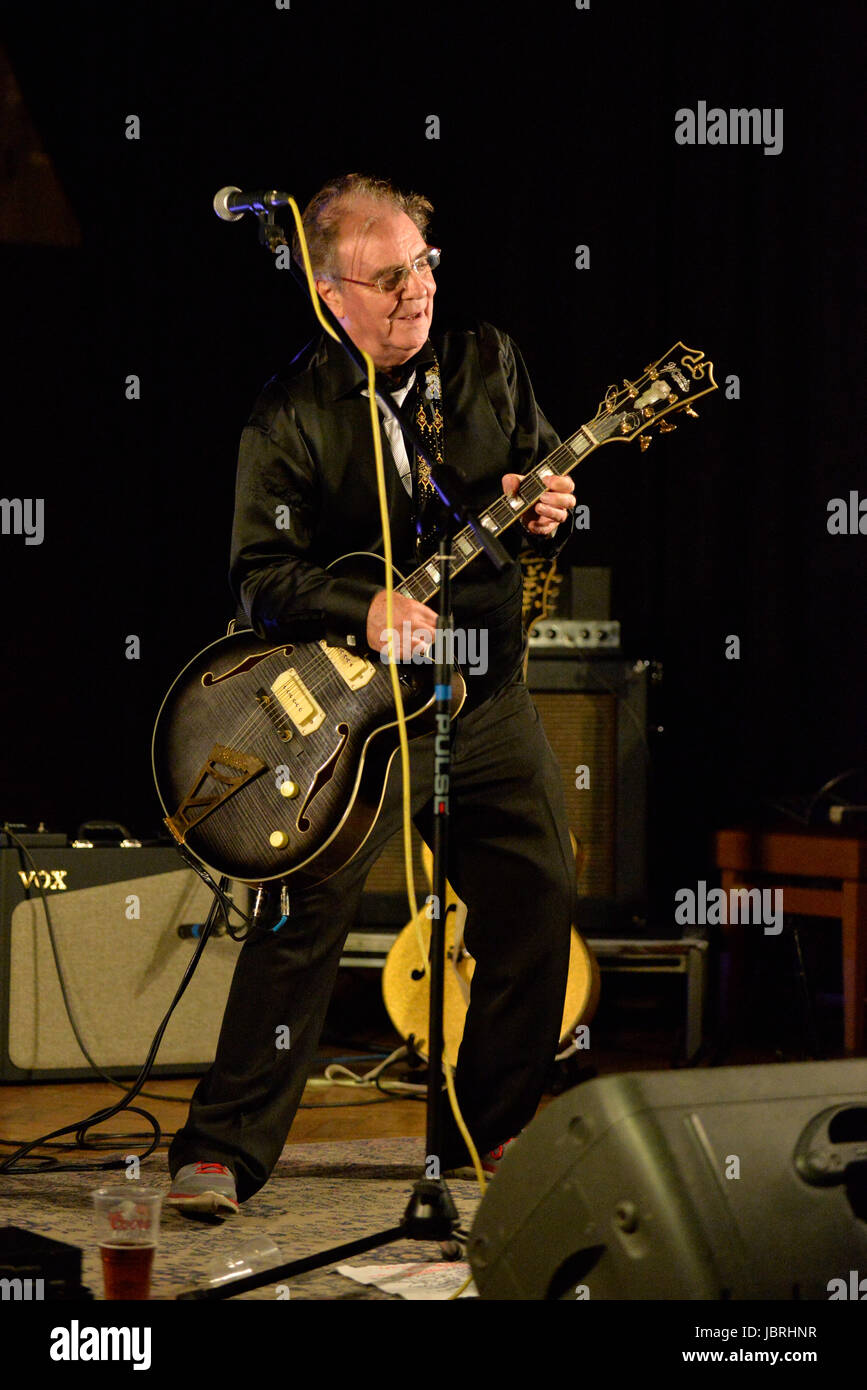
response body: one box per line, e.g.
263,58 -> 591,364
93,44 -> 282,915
397,411 -> 623,604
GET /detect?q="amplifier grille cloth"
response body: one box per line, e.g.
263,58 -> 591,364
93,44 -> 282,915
363,692 -> 617,898
9,871 -> 243,1071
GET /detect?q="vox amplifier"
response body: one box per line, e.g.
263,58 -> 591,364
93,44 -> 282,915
0,847 -> 247,1081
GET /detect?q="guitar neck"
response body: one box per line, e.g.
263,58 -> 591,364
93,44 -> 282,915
396,339 -> 718,604
397,414 -> 618,605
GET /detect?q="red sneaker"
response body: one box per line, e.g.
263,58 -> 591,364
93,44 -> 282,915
444,1137 -> 519,1181
167,1162 -> 239,1217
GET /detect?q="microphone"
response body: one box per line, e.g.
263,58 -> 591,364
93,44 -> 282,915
213,186 -> 293,222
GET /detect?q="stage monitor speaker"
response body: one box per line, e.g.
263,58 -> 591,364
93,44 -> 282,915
361,658 -> 648,931
468,1059 -> 867,1300
0,847 -> 246,1081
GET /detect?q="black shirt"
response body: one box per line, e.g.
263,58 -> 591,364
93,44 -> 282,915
229,320 -> 573,707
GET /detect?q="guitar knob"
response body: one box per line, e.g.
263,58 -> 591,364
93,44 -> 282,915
269,830 -> 289,848
279,780 -> 300,799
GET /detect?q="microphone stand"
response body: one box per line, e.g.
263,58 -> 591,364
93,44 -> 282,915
179,201 -> 506,1299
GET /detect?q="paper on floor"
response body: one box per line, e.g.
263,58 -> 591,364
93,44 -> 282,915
336,1261 -> 478,1300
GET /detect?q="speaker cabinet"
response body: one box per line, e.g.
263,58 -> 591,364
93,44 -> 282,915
361,658 -> 648,932
0,847 -> 246,1080
527,657 -> 647,906
469,1059 -> 867,1300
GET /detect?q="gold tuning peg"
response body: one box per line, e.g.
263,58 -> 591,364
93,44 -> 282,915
639,434 -> 652,451
658,419 -> 677,433
684,405 -> 699,418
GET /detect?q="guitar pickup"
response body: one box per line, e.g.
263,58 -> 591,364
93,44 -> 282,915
319,640 -> 376,691
271,669 -> 325,735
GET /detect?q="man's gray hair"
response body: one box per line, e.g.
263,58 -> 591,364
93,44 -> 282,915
292,173 -> 433,280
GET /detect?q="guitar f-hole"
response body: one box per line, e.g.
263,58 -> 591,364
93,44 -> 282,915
296,724 -> 350,832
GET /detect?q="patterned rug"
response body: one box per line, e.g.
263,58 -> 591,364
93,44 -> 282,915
0,1139 -> 484,1300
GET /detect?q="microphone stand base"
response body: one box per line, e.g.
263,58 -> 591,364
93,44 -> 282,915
400,1178 -> 459,1241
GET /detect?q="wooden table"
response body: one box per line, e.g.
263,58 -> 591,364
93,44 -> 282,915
714,826 -> 867,1053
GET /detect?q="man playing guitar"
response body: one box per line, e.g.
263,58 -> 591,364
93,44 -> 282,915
168,172 -> 578,1216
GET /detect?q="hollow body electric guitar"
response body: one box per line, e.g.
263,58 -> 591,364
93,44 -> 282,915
383,841 -> 601,1063
152,343 -> 716,885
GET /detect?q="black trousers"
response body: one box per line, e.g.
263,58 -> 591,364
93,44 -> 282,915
169,672 -> 576,1202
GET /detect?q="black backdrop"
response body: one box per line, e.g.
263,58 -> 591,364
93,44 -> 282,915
1,1 -> 863,909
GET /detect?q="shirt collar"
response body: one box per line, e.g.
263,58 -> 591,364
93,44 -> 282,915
319,331 -> 437,403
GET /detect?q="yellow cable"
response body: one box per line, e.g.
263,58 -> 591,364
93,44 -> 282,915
448,1269 -> 475,1300
285,201 -> 486,1193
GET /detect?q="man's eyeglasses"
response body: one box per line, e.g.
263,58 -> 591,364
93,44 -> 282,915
335,247 -> 441,296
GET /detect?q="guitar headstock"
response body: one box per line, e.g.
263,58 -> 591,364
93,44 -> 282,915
591,342 -> 717,451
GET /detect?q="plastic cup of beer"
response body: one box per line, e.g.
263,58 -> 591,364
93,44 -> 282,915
92,1186 -> 162,1299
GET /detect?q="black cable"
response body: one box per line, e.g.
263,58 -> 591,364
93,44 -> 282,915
806,765 -> 866,824
174,843 -> 253,941
0,1050 -> 411,1157
0,1135 -> 172,1150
